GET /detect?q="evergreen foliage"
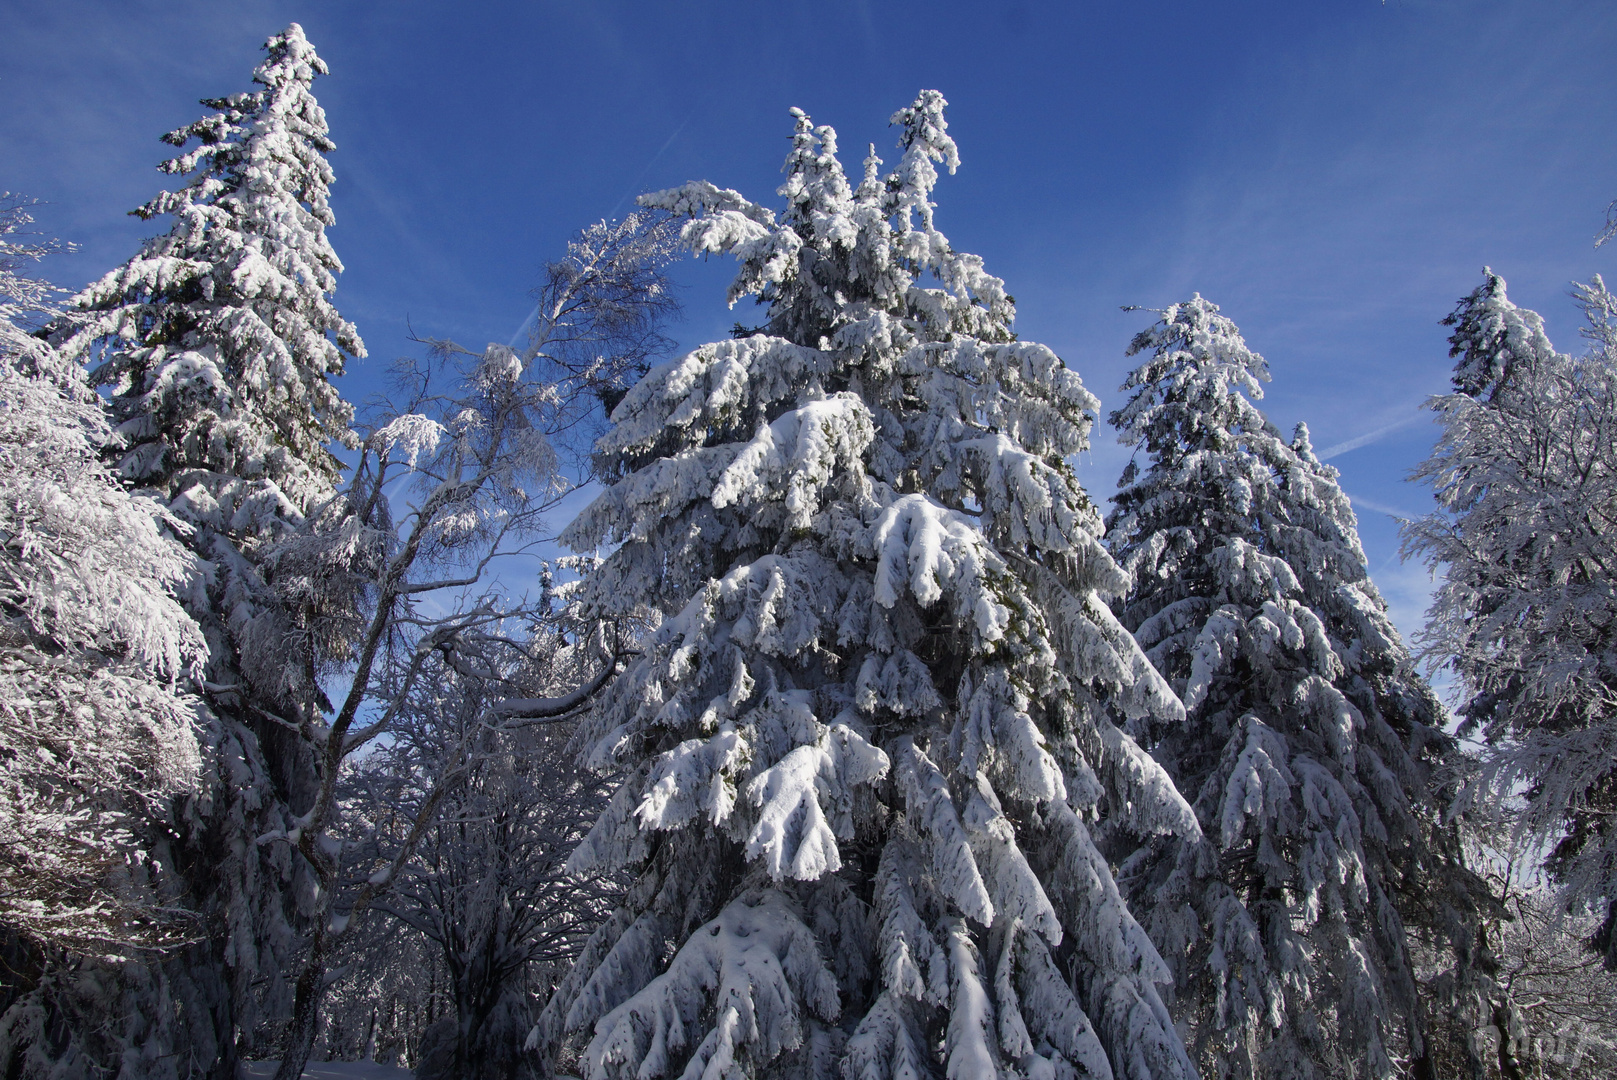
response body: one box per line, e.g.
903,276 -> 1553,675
1106,297 -> 1471,1078
13,15 -> 1614,1077
535,93 -> 1200,1080
52,20 -> 367,725
56,22 -> 362,514
34,25 -> 364,1077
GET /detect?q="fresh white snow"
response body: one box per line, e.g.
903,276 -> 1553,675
246,1062 -> 413,1080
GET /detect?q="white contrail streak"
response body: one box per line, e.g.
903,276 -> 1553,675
1318,413 -> 1423,460
1340,490 -> 1424,521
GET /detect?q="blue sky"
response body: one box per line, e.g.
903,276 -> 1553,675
4,0 -> 1616,643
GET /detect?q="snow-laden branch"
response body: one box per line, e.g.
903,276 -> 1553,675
485,653 -> 622,724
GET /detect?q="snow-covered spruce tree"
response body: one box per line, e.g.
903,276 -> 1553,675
54,20 -> 364,714
534,93 -> 1200,1080
0,196 -> 210,1074
1105,297 -> 1473,1079
46,24 -> 365,1074
1404,271 -> 1617,970
56,22 -> 361,519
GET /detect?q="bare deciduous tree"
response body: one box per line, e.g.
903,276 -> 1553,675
260,213 -> 677,1080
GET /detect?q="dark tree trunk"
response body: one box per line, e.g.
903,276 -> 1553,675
273,931 -> 329,1080
1491,996 -> 1530,1080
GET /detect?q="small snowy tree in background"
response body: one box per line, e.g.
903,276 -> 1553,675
535,92 -> 1201,1080
334,639 -> 619,1080
41,25 -> 365,1077
1105,296 -> 1477,1079
0,195 -> 209,1072
1484,887 -> 1617,1079
311,908 -> 446,1069
314,660 -> 621,1080
300,563 -> 622,1080
1404,271 -> 1617,973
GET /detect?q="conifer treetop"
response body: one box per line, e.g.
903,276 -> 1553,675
1441,267 -> 1559,402
55,22 -> 363,513
1111,294 -> 1273,486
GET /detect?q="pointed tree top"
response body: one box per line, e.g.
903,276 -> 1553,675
1443,267 -> 1559,401
1292,420 -> 1316,459
1111,294 -> 1271,455
258,23 -> 328,86
1121,294 -> 1270,389
777,106 -> 852,220
51,17 -> 361,507
888,89 -> 957,236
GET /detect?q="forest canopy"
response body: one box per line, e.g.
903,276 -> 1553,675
2,12 -> 1616,1080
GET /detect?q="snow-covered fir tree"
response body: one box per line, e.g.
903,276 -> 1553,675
1404,271 -> 1617,969
43,25 -> 365,1076
534,92 -> 1202,1080
1105,297 -> 1472,1079
0,196 -> 209,1073
55,21 -> 361,519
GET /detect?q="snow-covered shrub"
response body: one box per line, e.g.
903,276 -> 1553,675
0,196 -> 215,1080
0,193 -> 206,958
